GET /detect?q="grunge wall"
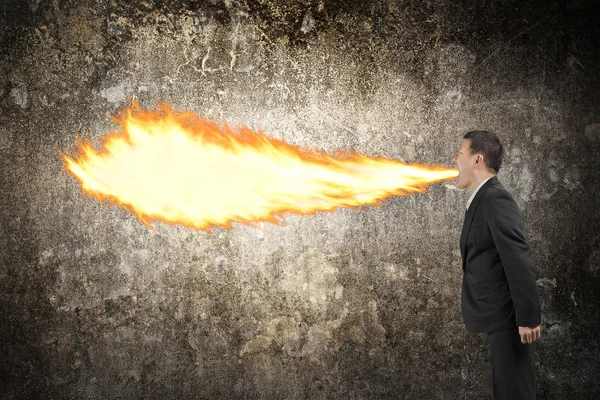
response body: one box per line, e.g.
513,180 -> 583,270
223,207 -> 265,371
1,0 -> 599,398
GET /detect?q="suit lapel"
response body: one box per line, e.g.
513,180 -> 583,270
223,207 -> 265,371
460,176 -> 499,269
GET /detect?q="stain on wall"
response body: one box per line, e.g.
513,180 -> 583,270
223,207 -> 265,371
1,0 -> 599,398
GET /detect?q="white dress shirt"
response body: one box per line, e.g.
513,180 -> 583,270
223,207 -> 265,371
466,177 -> 493,210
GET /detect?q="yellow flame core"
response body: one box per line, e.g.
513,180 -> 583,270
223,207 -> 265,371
60,102 -> 458,230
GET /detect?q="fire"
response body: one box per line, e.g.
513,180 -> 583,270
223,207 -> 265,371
60,101 -> 458,230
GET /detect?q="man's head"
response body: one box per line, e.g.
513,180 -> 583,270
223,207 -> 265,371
453,130 -> 504,191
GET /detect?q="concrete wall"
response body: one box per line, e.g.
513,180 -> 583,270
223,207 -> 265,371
1,0 -> 599,398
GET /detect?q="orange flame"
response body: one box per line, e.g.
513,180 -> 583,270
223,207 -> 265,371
59,101 -> 458,231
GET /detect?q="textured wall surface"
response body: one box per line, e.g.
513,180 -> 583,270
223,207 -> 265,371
1,0 -> 599,399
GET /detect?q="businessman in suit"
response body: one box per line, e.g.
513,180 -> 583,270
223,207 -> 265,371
453,130 -> 541,400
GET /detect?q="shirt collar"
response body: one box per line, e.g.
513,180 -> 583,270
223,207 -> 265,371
466,177 -> 493,210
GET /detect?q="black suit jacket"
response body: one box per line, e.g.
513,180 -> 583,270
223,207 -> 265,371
460,176 -> 541,333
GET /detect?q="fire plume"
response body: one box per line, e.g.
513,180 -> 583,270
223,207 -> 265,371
60,102 -> 458,230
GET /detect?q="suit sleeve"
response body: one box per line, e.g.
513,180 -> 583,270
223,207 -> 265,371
486,190 -> 541,327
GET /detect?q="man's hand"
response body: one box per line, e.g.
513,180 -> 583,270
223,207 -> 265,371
518,325 -> 541,344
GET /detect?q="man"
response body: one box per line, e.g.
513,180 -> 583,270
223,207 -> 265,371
453,130 -> 541,400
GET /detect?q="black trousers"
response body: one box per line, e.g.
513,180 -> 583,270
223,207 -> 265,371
487,327 -> 536,400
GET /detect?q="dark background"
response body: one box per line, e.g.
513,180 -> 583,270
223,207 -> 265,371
1,0 -> 599,398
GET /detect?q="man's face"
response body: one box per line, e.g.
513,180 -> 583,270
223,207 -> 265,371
453,139 -> 476,189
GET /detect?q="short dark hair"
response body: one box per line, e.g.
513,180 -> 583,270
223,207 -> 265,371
463,130 -> 504,173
